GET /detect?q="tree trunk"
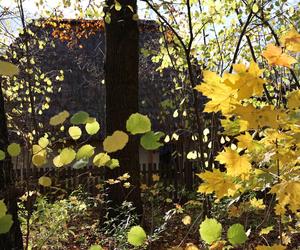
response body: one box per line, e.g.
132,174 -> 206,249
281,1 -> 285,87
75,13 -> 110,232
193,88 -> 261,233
0,78 -> 23,249
104,0 -> 142,217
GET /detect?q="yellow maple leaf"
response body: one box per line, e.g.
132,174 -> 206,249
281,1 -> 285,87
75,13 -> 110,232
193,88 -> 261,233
256,244 -> 286,250
234,104 -> 282,129
195,71 -> 238,115
280,28 -> 300,52
270,181 -> 300,215
231,61 -> 266,99
262,44 -> 297,68
287,90 -> 300,109
216,147 -> 252,178
196,169 -> 240,199
250,197 -> 266,209
236,132 -> 254,149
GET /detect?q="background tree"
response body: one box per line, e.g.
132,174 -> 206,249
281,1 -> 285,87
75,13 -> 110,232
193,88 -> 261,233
104,0 -> 142,217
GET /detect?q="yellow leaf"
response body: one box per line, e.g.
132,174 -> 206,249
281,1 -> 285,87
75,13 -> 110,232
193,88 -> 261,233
38,176 -> 52,187
182,215 -> 191,225
85,120 -> 100,135
185,243 -> 199,250
68,126 -> 82,140
76,144 -> 95,160
197,169 -> 240,199
216,147 -> 252,178
103,130 -> 129,153
32,153 -> 47,167
262,44 -> 297,68
195,71 -> 238,114
38,137 -> 49,148
53,155 -> 63,168
256,244 -> 286,250
287,90 -> 300,109
93,153 -> 111,167
0,61 -> 19,77
280,28 -> 300,52
270,181 -> 300,215
60,148 -> 76,165
49,111 -> 70,126
236,132 -> 253,149
250,197 -> 266,209
259,226 -> 273,235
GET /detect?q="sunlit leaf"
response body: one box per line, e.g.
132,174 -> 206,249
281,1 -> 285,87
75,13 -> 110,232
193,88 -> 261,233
103,130 -> 129,153
38,176 -> 52,187
127,226 -> 147,246
85,120 -> 100,135
227,223 -> 248,245
68,126 -> 82,140
7,143 -> 21,157
199,217 -> 222,244
76,144 -> 95,160
126,113 -> 151,135
0,61 -> 19,77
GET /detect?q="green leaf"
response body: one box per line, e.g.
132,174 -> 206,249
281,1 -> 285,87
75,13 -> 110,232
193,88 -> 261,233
76,144 -> 95,160
0,61 -> 19,77
107,158 -> 120,169
0,214 -> 13,234
0,200 -> 7,218
127,226 -> 147,247
252,4 -> 259,13
126,113 -> 151,135
199,217 -> 222,244
38,176 -> 52,187
85,120 -> 100,135
227,223 -> 248,246
72,158 -> 89,169
70,111 -> 89,125
7,143 -> 21,157
140,131 -> 164,150
89,245 -> 103,250
0,150 -> 5,160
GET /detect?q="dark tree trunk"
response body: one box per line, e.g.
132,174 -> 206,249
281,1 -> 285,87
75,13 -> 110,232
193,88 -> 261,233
104,0 -> 142,217
0,78 -> 23,250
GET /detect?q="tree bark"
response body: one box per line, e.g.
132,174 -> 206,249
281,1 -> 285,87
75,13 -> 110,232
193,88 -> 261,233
0,77 -> 23,249
104,0 -> 142,217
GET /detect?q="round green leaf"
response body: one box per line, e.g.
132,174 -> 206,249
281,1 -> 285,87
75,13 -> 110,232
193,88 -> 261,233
38,176 -> 52,187
127,225 -> 147,247
0,150 -> 5,160
0,61 -> 19,77
70,111 -> 89,125
85,120 -> 100,135
0,214 -> 13,234
76,144 -> 95,160
89,245 -> 103,250
140,131 -> 164,150
199,218 -> 222,244
7,143 -> 21,157
227,223 -> 248,246
107,159 -> 120,169
126,113 -> 151,135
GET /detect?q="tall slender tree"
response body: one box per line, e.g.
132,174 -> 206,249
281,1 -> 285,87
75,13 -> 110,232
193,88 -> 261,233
0,76 -> 23,249
104,0 -> 142,217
